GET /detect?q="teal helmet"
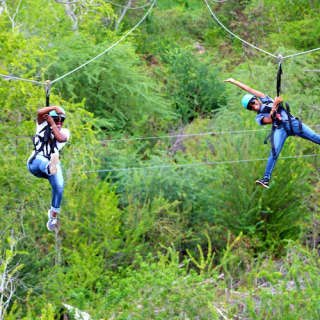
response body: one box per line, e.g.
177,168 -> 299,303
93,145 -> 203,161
241,94 -> 256,109
49,106 -> 66,118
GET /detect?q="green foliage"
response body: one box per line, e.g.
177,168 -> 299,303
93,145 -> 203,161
47,39 -> 173,132
163,47 -> 227,122
249,0 -> 320,22
0,24 -> 50,80
136,2 -> 210,54
95,252 -> 217,319
186,231 -> 215,274
5,0 -> 116,42
1,0 -> 320,318
74,0 -> 115,41
283,17 -> 320,49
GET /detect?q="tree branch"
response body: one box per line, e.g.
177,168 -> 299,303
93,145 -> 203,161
1,0 -> 23,31
0,232 -> 24,320
115,0 -> 132,31
54,0 -> 79,31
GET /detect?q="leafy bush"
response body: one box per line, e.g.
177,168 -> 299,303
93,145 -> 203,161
163,47 -> 227,122
283,17 -> 320,49
47,38 -> 173,133
135,2 -> 210,54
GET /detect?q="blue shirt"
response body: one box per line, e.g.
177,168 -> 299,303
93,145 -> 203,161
255,96 -> 289,126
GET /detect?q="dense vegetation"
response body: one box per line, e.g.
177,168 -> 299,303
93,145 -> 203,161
1,0 -> 320,319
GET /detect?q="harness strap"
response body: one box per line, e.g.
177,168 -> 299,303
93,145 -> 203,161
275,56 -> 284,119
29,80 -> 56,165
265,56 -> 283,160
276,57 -> 282,97
45,80 -> 51,107
29,125 -> 57,164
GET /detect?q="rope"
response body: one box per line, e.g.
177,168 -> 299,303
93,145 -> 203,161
45,80 -> 51,107
96,124 -> 320,143
203,0 -> 278,59
54,0 -> 79,4
203,0 -> 320,61
102,128 -> 271,142
2,0 -> 319,85
304,69 -> 320,72
276,56 -> 283,96
104,0 -> 153,10
84,153 -> 319,173
51,0 -> 156,84
0,73 -> 44,85
3,124 -> 320,146
282,47 -> 320,60
0,0 -> 154,86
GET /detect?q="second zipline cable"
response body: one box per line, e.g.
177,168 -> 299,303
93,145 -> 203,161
0,0 -> 155,86
51,0 -> 156,84
203,0 -> 320,60
84,153 -> 319,173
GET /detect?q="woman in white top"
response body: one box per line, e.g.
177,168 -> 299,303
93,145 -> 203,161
27,106 -> 70,231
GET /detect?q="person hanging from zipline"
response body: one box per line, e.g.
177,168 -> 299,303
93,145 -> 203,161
224,78 -> 320,189
27,106 -> 70,231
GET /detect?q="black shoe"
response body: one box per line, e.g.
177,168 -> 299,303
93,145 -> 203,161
255,178 -> 270,189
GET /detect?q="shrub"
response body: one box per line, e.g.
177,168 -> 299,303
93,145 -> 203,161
163,47 -> 227,123
47,39 -> 173,133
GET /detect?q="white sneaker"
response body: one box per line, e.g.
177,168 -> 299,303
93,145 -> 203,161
49,153 -> 59,175
47,209 -> 59,232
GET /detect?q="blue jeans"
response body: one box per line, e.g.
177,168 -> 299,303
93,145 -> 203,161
27,156 -> 64,213
264,119 -> 320,179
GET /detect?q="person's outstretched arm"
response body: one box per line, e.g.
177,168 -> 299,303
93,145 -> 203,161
224,78 -> 266,98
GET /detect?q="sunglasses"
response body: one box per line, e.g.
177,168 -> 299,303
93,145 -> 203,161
52,116 -> 65,123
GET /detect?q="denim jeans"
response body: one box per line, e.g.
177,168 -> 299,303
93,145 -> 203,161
27,156 -> 64,213
264,119 -> 320,179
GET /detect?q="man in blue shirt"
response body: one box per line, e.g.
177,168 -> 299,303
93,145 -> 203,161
224,78 -> 320,189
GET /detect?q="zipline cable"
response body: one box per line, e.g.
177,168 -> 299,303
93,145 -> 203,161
95,124 -> 320,143
104,0 -> 153,10
84,153 -> 319,173
0,0 -> 155,86
2,0 -> 319,85
102,128 -> 271,142
203,0 -> 277,59
54,0 -> 79,4
282,47 -> 320,60
3,124 -> 320,146
210,0 -> 228,3
0,73 -> 44,85
203,0 -> 320,60
51,0 -> 155,84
